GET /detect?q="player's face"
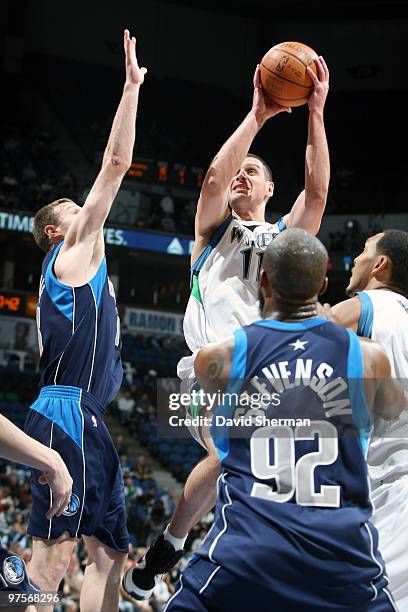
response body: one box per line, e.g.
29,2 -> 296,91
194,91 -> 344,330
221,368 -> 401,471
55,202 -> 81,236
346,234 -> 383,296
228,158 -> 273,211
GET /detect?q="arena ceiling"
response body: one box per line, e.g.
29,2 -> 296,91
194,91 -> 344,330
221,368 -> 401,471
159,0 -> 408,20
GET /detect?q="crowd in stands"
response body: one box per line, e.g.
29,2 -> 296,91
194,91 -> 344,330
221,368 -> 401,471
121,333 -> 187,375
0,121 -> 79,214
135,192 -> 197,236
0,117 -> 197,236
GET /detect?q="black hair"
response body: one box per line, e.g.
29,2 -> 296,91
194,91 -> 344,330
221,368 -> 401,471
246,153 -> 273,182
263,228 -> 328,300
376,229 -> 408,296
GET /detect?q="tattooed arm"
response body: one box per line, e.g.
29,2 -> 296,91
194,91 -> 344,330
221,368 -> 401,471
360,337 -> 405,420
195,339 -> 234,402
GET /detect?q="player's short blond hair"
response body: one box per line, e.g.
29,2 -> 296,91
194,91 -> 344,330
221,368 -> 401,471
33,198 -> 75,252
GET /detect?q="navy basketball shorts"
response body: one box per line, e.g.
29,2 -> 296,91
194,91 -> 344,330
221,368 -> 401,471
24,385 -> 129,553
0,546 -> 40,593
164,557 -> 398,612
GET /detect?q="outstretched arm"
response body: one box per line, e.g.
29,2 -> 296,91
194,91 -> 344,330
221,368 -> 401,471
55,30 -> 147,281
192,67 -> 290,263
284,56 -> 330,235
0,414 -> 73,519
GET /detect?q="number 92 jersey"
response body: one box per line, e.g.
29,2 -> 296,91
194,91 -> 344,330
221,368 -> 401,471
36,242 -> 122,408
182,215 -> 286,354
196,318 -> 390,610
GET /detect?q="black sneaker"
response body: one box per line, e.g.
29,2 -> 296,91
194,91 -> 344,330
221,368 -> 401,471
122,535 -> 184,601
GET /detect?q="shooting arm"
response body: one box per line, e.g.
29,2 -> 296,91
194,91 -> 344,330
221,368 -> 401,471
195,111 -> 261,240
284,57 -> 330,235
192,66 -> 290,262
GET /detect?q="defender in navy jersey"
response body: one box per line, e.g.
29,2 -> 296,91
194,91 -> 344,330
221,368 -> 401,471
165,229 -> 402,612
24,30 -> 147,612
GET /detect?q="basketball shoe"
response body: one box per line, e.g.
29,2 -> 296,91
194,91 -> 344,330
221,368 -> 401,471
122,535 -> 184,600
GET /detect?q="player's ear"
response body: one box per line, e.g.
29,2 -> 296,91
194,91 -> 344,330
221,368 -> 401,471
373,254 -> 389,276
44,224 -> 60,244
259,269 -> 271,296
319,276 -> 328,296
265,181 -> 274,199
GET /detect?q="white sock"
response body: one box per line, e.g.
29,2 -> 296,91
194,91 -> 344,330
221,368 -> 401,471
163,525 -> 187,550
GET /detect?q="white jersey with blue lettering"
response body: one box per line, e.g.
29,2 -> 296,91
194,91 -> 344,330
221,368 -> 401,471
357,288 -> 408,610
177,214 -> 286,381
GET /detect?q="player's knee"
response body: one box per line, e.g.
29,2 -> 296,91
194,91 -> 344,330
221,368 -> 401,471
86,543 -> 127,579
108,553 -> 127,584
33,554 -> 70,590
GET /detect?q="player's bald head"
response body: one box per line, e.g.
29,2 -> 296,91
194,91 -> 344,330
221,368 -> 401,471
262,228 -> 328,301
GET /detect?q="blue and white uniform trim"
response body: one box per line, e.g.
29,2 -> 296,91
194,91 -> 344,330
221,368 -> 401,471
347,328 -> 372,458
357,291 -> 374,338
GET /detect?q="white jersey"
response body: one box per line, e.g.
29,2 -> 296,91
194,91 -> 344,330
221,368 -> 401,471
357,288 -> 408,609
178,214 -> 285,379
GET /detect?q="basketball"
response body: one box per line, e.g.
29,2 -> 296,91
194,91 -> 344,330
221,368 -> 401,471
259,41 -> 318,107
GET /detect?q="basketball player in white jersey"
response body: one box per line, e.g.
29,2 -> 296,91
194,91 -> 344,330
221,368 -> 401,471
123,57 -> 330,600
328,229 -> 408,610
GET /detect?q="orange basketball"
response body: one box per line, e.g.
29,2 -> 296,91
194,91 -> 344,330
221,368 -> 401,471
259,41 -> 318,107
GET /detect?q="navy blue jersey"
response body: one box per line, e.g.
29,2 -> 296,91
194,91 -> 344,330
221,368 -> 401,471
36,243 -> 122,408
195,317 -> 391,610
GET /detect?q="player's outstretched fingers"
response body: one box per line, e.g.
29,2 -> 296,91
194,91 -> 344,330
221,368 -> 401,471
307,64 -> 319,84
253,64 -> 261,89
315,56 -> 326,82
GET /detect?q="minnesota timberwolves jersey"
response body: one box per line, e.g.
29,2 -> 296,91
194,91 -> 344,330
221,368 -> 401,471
196,318 -> 391,610
36,242 -> 122,408
178,214 -> 285,380
357,289 -> 408,609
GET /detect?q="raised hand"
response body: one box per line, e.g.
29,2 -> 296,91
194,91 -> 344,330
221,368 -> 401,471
307,56 -> 329,113
124,29 -> 147,86
251,65 -> 292,127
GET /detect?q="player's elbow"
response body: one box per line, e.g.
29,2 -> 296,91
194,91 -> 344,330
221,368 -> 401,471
202,167 -> 227,195
103,154 -> 131,176
304,193 -> 327,227
305,186 -> 328,209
